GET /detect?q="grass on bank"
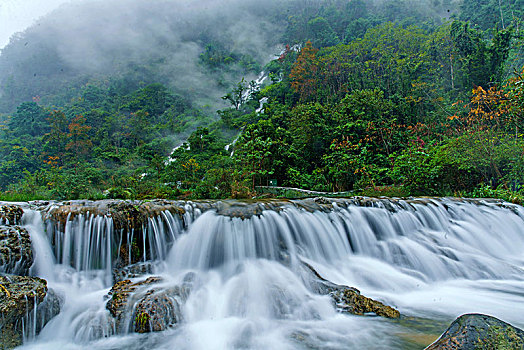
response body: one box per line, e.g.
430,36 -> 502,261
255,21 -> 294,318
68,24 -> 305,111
1,181 -> 523,204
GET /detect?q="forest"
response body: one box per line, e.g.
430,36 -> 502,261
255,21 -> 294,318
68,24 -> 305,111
0,0 -> 523,202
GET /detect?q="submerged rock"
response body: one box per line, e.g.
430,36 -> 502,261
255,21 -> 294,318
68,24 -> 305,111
426,313 -> 524,350
0,205 -> 23,225
0,275 -> 61,349
0,226 -> 33,275
106,275 -> 191,333
301,262 -> 400,319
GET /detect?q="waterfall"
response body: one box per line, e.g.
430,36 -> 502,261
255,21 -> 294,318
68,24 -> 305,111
15,198 -> 524,349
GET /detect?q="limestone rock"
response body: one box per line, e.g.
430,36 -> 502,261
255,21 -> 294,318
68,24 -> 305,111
0,226 -> 33,275
301,261 -> 400,319
426,313 -> 524,350
0,275 -> 60,349
0,205 -> 23,225
106,275 -> 190,334
112,261 -> 154,283
133,288 -> 181,333
330,288 -> 400,319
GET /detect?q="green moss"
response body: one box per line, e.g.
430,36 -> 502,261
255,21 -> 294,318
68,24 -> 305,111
134,312 -> 151,333
476,325 -> 524,350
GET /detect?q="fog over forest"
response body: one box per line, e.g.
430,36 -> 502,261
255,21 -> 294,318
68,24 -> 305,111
0,0 -> 459,112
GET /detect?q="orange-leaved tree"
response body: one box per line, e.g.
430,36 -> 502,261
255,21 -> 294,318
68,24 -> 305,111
65,115 -> 92,160
289,41 -> 320,102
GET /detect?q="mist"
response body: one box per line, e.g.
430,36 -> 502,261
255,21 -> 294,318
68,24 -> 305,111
0,0 -> 459,113
0,0 -> 287,112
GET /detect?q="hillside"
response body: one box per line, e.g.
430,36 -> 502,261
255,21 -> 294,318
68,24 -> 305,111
0,0 -> 522,201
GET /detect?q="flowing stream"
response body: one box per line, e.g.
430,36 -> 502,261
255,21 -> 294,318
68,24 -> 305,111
14,198 -> 524,349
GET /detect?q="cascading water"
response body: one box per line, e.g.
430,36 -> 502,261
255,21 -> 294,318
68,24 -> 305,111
13,198 -> 524,349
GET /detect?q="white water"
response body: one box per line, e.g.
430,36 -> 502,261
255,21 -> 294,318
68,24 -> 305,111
16,198 -> 524,349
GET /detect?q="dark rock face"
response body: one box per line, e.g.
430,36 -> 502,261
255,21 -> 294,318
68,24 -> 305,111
112,262 -> 155,283
106,277 -> 162,331
133,288 -> 182,333
0,275 -> 61,349
0,205 -> 23,225
301,262 -> 400,319
0,226 -> 33,275
106,276 -> 190,334
426,313 -> 524,350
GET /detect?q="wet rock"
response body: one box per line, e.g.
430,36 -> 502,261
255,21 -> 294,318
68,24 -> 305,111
112,262 -> 154,283
301,262 -> 400,319
43,200 -> 186,228
0,205 -> 23,225
106,275 -> 190,334
301,262 -> 358,295
426,313 -> 524,350
43,200 -> 188,267
133,288 -> 181,333
0,226 -> 33,275
0,275 -> 61,349
330,288 -> 400,318
106,277 -> 162,331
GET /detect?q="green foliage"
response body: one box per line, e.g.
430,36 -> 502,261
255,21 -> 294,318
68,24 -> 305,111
459,0 -> 523,31
9,102 -> 49,136
307,17 -> 340,48
467,184 -> 524,205
0,3 -> 522,201
391,145 -> 447,195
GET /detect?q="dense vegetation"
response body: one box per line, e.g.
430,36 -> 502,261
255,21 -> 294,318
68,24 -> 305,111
0,0 -> 523,202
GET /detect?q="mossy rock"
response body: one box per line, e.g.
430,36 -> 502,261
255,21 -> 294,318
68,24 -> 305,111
426,313 -> 524,349
0,205 -> 23,225
301,261 -> 400,319
330,288 -> 400,318
112,261 -> 154,283
106,275 -> 191,334
0,226 -> 33,275
133,289 -> 181,333
106,276 -> 163,331
0,275 -> 60,349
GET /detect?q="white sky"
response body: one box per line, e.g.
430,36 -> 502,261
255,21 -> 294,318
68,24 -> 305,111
0,0 -> 83,49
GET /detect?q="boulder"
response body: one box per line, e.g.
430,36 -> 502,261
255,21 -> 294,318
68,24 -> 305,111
0,275 -> 61,349
0,205 -> 23,225
133,288 -> 182,333
106,275 -> 191,333
330,288 -> 400,319
112,261 -> 155,283
0,226 -> 33,275
426,313 -> 524,350
301,262 -> 400,319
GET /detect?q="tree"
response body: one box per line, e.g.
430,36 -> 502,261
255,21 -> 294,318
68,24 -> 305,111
450,21 -> 513,88
447,84 -> 520,185
289,41 -> 321,102
43,110 -> 69,164
222,78 -> 255,110
307,17 -> 340,48
9,102 -> 49,136
65,115 -> 93,161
